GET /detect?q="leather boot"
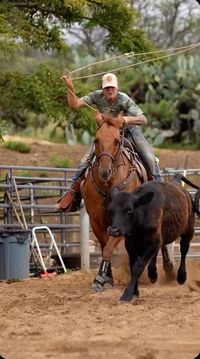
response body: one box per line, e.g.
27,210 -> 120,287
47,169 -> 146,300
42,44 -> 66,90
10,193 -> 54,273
56,175 -> 84,212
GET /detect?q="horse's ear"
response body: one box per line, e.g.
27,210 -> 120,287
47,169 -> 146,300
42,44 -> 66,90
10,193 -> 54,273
115,111 -> 124,129
95,111 -> 104,127
111,187 -> 120,199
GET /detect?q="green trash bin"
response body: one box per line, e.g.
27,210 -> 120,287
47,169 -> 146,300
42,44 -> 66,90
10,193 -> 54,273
0,230 -> 30,280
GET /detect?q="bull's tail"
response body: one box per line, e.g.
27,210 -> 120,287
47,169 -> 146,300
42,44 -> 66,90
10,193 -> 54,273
173,173 -> 200,190
173,173 -> 200,216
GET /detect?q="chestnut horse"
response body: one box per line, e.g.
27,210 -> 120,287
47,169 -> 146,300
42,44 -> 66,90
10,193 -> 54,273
81,112 -> 172,291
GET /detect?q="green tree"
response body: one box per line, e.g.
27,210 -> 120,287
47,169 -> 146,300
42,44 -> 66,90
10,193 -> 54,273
0,0 -> 154,137
131,0 -> 200,48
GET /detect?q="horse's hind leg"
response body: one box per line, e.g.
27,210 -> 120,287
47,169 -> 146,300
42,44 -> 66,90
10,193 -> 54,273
162,244 -> 174,273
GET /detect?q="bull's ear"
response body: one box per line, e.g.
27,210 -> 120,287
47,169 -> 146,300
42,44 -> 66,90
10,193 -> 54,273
111,187 -> 120,199
134,191 -> 154,208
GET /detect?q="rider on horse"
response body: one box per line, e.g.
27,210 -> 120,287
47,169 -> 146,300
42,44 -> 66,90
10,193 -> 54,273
57,72 -> 161,211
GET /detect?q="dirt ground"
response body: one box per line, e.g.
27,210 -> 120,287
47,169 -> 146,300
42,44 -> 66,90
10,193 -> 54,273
0,262 -> 200,359
0,138 -> 200,359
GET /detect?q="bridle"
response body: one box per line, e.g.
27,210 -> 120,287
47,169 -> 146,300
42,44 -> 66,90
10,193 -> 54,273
95,120 -> 122,167
89,132 -> 137,202
95,139 -> 121,180
97,152 -> 115,164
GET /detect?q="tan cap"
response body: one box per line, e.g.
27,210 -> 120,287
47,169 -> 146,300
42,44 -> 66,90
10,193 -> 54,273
102,73 -> 118,88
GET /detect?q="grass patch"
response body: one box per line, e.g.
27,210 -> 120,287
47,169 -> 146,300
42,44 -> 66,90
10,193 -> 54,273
50,155 -> 71,168
4,141 -> 31,153
157,141 -> 198,151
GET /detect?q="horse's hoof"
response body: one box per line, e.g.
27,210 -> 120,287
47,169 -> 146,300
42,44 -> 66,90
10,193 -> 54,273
90,281 -> 104,292
103,282 -> 113,290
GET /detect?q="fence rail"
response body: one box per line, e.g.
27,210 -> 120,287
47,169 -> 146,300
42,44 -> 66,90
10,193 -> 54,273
0,165 -> 200,271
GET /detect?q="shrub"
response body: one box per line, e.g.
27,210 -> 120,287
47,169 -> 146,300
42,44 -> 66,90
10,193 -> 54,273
50,155 -> 71,168
4,141 -> 31,153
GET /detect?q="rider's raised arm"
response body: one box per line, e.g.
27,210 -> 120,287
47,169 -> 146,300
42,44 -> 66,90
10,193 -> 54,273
61,74 -> 85,108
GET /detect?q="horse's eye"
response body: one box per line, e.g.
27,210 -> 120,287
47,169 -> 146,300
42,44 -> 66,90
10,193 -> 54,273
94,138 -> 99,145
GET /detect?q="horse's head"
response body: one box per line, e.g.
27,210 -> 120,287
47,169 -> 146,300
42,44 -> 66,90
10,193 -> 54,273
94,111 -> 123,182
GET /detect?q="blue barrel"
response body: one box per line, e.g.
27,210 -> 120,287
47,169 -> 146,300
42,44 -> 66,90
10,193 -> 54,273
0,231 -> 30,280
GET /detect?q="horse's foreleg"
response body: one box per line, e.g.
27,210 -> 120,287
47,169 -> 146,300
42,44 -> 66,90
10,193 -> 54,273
91,236 -> 122,292
91,259 -> 113,291
102,236 -> 123,261
162,244 -> 174,273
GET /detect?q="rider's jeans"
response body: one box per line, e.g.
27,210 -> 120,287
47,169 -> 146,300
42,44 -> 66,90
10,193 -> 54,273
71,144 -> 94,184
128,125 -> 162,182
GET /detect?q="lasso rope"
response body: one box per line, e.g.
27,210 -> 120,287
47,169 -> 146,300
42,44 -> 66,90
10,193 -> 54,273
69,42 -> 200,76
65,42 -> 200,112
71,42 -> 200,80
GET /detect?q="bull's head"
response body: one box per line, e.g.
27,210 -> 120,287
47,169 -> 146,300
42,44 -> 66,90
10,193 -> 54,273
107,189 -> 154,237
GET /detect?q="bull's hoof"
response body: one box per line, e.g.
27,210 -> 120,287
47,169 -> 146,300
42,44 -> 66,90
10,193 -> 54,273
148,271 -> 158,283
177,270 -> 186,285
163,261 -> 173,273
120,288 -> 139,302
150,276 -> 158,284
131,295 -> 139,305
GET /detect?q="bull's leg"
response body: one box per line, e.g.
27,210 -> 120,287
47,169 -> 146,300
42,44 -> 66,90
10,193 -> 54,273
147,249 -> 159,283
120,242 -> 158,302
125,240 -> 139,298
177,235 -> 191,284
162,244 -> 174,273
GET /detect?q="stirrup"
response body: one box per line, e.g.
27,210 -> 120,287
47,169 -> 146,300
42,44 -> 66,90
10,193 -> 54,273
56,175 -> 84,212
56,189 -> 75,212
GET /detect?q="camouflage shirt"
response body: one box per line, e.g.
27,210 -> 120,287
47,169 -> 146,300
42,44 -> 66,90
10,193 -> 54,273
81,90 -> 143,117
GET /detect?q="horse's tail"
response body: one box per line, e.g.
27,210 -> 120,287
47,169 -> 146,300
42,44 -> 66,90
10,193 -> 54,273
173,173 -> 200,216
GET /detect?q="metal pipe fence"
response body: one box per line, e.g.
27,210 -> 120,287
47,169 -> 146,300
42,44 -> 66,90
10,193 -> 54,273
0,165 -> 200,271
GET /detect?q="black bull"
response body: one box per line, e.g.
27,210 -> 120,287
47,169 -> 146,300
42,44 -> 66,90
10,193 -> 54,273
108,177 -> 200,302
